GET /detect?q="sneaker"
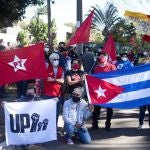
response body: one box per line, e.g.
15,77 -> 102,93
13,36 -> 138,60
137,125 -> 143,130
67,139 -> 74,145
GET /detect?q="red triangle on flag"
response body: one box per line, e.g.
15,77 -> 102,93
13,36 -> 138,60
86,75 -> 124,104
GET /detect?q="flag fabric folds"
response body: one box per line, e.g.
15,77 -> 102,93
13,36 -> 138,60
124,10 -> 150,20
102,34 -> 116,63
124,10 -> 150,35
85,64 -> 150,109
0,43 -> 47,85
67,10 -> 94,46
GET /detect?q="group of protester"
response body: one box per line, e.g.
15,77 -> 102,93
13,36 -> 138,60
0,40 -> 150,147
34,42 -> 150,145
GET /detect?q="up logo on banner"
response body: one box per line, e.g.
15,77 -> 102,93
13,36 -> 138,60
4,99 -> 57,146
10,113 -> 49,133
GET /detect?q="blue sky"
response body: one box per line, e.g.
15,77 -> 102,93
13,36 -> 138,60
25,0 -> 150,41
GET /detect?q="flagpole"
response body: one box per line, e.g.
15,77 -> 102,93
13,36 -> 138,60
76,0 -> 83,57
47,0 -> 51,49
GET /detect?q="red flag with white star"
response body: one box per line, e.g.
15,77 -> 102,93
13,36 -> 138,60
86,75 -> 124,104
0,43 -> 48,85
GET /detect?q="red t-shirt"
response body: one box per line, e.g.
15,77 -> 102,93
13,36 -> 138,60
94,62 -> 116,73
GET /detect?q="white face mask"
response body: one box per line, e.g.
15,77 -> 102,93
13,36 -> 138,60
54,49 -> 59,52
53,60 -> 59,66
143,52 -> 147,56
44,48 -> 49,52
121,57 -> 128,61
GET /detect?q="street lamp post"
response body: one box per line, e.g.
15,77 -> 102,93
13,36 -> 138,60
47,0 -> 51,48
37,12 -> 43,42
76,0 -> 83,56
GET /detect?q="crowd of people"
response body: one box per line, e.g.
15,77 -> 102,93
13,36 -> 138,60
0,40 -> 150,146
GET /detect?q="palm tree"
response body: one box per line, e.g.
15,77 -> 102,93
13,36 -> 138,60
91,2 -> 122,39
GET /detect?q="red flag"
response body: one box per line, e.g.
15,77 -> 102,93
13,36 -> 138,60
0,43 -> 48,85
142,34 -> 150,43
67,10 -> 94,46
102,34 -> 116,63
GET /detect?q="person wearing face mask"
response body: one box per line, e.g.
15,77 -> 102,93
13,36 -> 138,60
92,52 -> 116,131
63,87 -> 94,145
43,53 -> 64,126
116,53 -> 134,70
137,56 -> 150,129
44,43 -> 50,63
65,59 -> 85,99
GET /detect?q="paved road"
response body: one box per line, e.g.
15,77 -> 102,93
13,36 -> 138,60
0,106 -> 150,150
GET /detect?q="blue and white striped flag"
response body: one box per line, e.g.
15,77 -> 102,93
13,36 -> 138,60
85,64 -> 150,109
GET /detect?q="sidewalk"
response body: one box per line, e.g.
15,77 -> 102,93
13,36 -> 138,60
1,107 -> 150,150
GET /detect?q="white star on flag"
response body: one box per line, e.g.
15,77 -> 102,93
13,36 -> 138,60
8,55 -> 27,72
95,85 -> 106,98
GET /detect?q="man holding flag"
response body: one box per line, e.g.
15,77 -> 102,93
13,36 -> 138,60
91,52 -> 116,131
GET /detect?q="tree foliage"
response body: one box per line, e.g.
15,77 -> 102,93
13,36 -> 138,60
27,19 -> 48,42
0,0 -> 44,28
26,18 -> 57,44
17,31 -> 28,46
111,20 -> 136,44
91,2 -> 122,39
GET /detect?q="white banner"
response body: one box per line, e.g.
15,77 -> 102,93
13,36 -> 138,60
4,99 -> 57,146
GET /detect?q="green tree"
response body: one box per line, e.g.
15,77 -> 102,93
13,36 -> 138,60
111,20 -> 136,44
51,19 -> 57,46
91,2 -> 122,39
30,6 -> 57,45
27,18 -> 48,42
27,18 -> 57,44
17,31 -> 28,46
0,0 -> 44,28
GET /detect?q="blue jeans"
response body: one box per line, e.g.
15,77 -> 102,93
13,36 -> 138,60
42,95 -> 63,125
139,105 -> 150,126
64,123 -> 91,144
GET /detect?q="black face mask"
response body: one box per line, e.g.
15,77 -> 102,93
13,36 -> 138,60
72,96 -> 80,103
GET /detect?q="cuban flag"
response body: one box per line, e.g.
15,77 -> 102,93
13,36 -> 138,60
85,64 -> 150,109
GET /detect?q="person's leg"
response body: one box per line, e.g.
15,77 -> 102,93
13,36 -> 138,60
64,123 -> 75,139
105,108 -> 113,130
92,105 -> 101,129
139,105 -> 146,126
77,127 -> 91,144
147,105 -> 150,127
21,80 -> 28,97
64,123 -> 75,144
0,86 -> 3,98
16,81 -> 22,98
56,97 -> 63,125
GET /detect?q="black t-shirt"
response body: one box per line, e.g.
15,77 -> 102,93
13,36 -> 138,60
66,70 -> 84,94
